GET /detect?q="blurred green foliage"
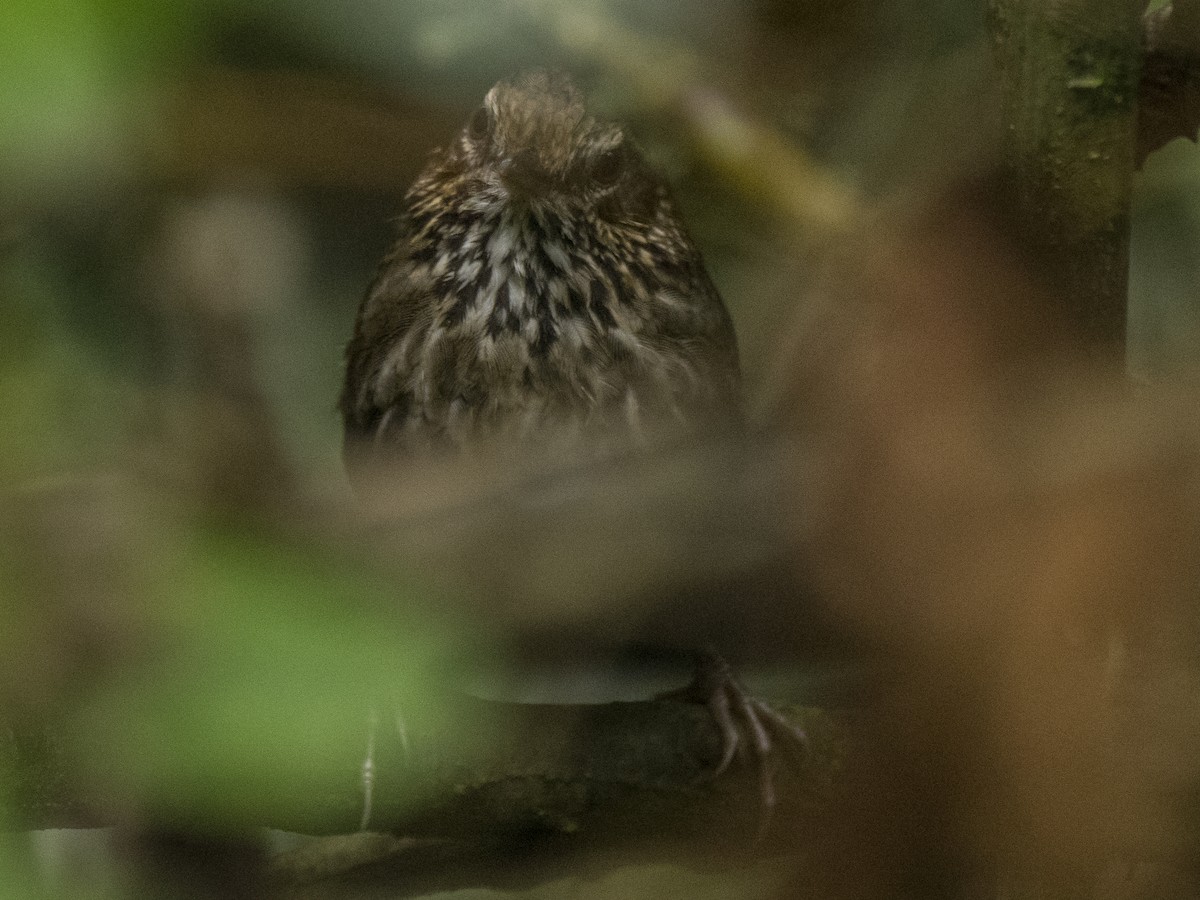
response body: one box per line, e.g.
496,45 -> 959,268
68,526 -> 468,830
0,264 -> 129,485
0,0 -> 207,200
0,838 -> 47,900
1130,139 -> 1200,381
0,3 -> 483,890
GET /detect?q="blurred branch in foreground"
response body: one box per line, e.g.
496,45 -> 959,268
152,67 -> 458,193
770,160 -> 1200,893
512,0 -> 861,239
4,698 -> 840,897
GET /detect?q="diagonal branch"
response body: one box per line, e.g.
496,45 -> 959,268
4,697 -> 844,894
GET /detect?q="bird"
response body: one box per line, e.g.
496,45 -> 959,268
340,70 -> 740,476
340,71 -> 803,816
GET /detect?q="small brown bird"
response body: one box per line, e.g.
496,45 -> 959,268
341,72 -> 801,812
340,71 -> 739,476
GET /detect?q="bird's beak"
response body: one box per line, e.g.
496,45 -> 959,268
499,149 -> 554,198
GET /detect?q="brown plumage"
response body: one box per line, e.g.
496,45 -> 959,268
340,72 -> 739,479
339,74 -> 803,812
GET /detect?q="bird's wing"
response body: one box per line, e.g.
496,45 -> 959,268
339,239 -> 434,473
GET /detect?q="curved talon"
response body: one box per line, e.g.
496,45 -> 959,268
752,698 -> 809,748
730,683 -> 772,760
707,683 -> 741,775
665,648 -> 809,823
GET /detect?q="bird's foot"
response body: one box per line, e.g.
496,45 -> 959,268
659,647 -> 809,823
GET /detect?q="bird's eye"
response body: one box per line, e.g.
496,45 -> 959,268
468,106 -> 493,141
591,147 -> 625,187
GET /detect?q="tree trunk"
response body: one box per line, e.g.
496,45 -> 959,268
988,0 -> 1144,359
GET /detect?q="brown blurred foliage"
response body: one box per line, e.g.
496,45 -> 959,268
769,176 -> 1200,895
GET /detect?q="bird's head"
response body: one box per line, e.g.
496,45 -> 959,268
449,71 -> 665,225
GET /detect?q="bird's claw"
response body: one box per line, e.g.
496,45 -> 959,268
662,647 -> 809,819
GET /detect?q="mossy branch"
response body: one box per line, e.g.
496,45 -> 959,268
2,696 -> 844,859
